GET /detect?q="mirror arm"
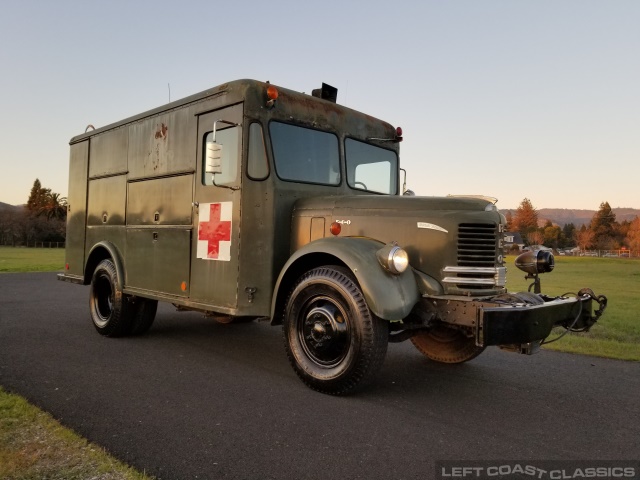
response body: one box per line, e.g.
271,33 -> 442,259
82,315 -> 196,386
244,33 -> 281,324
213,119 -> 239,141
211,176 -> 239,191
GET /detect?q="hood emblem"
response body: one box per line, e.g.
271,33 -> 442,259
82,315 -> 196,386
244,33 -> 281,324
417,222 -> 448,233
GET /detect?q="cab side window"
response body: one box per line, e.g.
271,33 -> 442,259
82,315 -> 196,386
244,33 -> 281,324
247,123 -> 269,180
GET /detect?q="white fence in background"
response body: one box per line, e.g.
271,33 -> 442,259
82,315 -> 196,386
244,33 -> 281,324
0,242 -> 65,248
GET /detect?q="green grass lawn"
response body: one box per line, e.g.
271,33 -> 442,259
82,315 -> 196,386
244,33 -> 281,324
0,387 -> 151,480
0,246 -> 65,273
505,255 -> 640,361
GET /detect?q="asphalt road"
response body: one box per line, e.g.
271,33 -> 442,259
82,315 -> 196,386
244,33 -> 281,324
1,272 -> 639,480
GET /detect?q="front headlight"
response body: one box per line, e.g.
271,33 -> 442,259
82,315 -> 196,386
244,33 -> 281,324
376,243 -> 409,274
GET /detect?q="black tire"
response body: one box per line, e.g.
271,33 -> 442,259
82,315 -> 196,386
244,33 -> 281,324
129,297 -> 158,335
411,326 -> 485,364
283,266 -> 388,395
89,259 -> 134,337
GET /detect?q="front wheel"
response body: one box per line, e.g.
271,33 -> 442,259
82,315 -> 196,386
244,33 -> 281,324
283,266 -> 388,395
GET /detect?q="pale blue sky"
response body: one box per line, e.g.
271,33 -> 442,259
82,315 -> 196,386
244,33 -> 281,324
1,0 -> 638,209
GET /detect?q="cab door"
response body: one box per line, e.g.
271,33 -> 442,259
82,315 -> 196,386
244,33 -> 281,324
189,104 -> 243,310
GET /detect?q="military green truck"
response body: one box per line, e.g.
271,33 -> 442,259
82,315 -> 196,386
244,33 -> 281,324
58,79 -> 606,394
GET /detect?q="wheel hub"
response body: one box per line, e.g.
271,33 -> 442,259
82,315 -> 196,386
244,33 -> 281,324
299,300 -> 349,367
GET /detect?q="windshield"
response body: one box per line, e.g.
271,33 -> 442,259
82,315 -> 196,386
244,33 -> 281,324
270,122 -> 340,186
345,138 -> 398,194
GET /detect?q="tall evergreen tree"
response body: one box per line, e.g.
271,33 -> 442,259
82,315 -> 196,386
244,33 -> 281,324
590,201 -> 617,249
562,223 -> 576,241
26,179 -> 51,213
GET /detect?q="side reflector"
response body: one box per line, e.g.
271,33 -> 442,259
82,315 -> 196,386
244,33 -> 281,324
330,222 -> 341,236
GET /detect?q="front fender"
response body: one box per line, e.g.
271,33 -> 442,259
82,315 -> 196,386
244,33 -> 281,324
271,237 -> 420,323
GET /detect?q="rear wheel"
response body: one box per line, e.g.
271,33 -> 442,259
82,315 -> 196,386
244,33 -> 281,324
283,266 -> 388,395
129,297 -> 158,335
411,326 -> 484,364
90,259 -> 134,337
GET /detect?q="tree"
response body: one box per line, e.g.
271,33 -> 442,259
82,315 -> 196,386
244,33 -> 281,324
512,198 -> 539,243
590,201 -> 617,249
562,223 -> 576,247
543,222 -> 562,249
627,216 -> 640,253
0,180 -> 67,246
26,179 -> 51,213
527,231 -> 544,246
616,220 -> 631,247
575,225 -> 594,250
504,211 -> 514,231
38,192 -> 67,220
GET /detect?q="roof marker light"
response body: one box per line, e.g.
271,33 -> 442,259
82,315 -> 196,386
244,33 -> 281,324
266,85 -> 278,108
267,85 -> 278,100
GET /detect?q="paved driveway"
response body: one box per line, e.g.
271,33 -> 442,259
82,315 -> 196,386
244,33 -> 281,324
1,273 -> 638,479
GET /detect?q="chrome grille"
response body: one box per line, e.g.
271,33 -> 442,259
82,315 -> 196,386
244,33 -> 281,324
442,223 -> 502,291
458,223 -> 497,267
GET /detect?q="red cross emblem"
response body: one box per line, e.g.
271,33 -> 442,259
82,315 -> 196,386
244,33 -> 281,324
197,202 -> 232,260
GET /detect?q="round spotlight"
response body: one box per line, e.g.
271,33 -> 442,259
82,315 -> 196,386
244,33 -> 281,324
515,250 -> 555,275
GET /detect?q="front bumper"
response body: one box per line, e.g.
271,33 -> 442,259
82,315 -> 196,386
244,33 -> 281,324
422,291 -> 605,348
478,295 -> 592,347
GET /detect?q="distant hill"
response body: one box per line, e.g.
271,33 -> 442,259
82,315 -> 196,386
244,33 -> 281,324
501,207 -> 640,227
0,202 -> 22,212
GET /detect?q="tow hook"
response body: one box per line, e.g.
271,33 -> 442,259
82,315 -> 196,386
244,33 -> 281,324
577,288 -> 608,329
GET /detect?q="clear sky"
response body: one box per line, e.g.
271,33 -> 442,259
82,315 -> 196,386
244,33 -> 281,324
1,0 -> 638,210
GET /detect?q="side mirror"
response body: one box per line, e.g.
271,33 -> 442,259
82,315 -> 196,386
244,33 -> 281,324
206,119 -> 239,176
205,141 -> 223,174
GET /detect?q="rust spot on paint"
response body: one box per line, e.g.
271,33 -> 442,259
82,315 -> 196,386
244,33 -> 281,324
155,123 -> 168,139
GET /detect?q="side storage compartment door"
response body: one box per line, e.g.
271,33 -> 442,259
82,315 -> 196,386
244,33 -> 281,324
190,104 -> 243,309
65,141 -> 89,277
125,106 -> 197,297
125,175 -> 193,296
